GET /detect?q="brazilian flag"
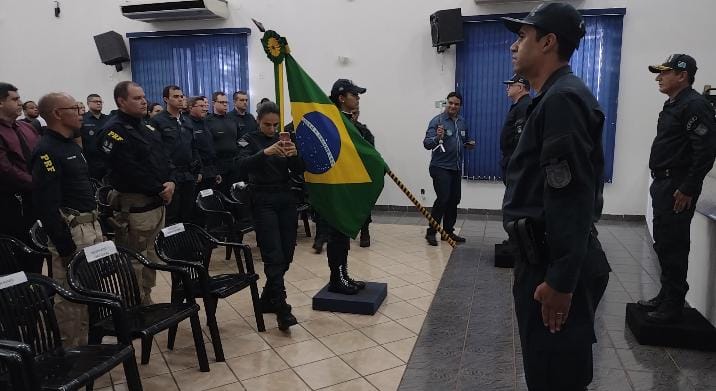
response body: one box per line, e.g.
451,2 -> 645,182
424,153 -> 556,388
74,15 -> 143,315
285,54 -> 387,238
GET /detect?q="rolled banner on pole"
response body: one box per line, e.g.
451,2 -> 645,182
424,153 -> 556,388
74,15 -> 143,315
386,169 -> 456,248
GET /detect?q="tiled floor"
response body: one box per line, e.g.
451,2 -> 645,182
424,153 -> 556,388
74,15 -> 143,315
398,214 -> 716,391
96,216 -> 453,391
94,211 -> 716,391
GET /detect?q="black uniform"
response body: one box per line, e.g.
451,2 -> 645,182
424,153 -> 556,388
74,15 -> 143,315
187,115 -> 218,189
228,109 -> 258,138
80,112 -> 109,180
648,87 -> 716,312
20,117 -> 43,134
237,131 -> 303,299
500,94 -> 531,176
207,113 -> 240,194
98,111 -> 175,197
502,66 -> 611,391
150,110 -> 199,224
31,129 -> 96,257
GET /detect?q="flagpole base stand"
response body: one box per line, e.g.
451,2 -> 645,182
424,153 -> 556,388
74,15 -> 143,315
312,282 -> 387,315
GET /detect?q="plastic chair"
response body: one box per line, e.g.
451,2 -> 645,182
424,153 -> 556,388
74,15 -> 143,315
197,188 -> 254,261
28,221 -> 54,278
95,186 -> 115,240
0,235 -> 50,277
155,223 -> 265,362
0,273 -> 142,390
67,244 -> 210,372
289,176 -> 312,237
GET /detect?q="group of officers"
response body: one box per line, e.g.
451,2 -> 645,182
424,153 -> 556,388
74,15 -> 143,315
423,3 -> 715,391
2,1 -> 716,389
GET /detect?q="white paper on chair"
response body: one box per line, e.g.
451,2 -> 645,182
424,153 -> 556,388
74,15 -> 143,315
162,223 -> 185,237
84,241 -> 118,263
0,272 -> 28,290
200,189 -> 214,197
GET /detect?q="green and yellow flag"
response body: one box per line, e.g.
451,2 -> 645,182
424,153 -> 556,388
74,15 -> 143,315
285,54 -> 387,238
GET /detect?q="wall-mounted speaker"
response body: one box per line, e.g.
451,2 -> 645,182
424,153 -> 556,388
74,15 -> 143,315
430,8 -> 464,51
93,31 -> 130,72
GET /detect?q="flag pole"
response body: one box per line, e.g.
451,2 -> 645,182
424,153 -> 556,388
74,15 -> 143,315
275,62 -> 285,128
385,169 -> 457,248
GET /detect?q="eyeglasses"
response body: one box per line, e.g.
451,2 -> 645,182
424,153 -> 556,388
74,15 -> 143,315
56,106 -> 82,115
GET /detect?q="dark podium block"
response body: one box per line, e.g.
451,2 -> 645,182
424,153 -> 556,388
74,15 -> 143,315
312,282 -> 387,315
625,303 -> 716,351
494,242 -> 516,268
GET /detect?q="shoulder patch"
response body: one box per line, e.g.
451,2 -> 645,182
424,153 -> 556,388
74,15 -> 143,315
40,154 -> 56,173
694,124 -> 709,136
101,139 -> 114,154
238,138 -> 249,147
545,160 -> 571,189
106,130 -> 124,142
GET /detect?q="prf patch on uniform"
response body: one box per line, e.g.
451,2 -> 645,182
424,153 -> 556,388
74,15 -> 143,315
545,160 -> 572,189
106,130 -> 124,142
40,154 -> 56,173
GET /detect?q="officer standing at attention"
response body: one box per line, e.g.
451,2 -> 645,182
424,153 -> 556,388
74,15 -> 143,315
228,90 -> 258,138
99,81 -> 176,304
237,102 -> 302,331
150,85 -> 200,225
501,3 -> 611,390
500,75 -> 531,179
186,96 -> 220,192
31,92 -> 104,346
80,93 -> 109,180
422,92 -> 474,246
638,54 -> 716,323
207,91 -> 240,194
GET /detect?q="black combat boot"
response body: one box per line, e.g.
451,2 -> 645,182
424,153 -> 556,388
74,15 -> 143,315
425,230 -> 438,246
328,264 -> 359,295
637,290 -> 664,311
340,262 -> 366,290
260,290 -> 292,314
646,300 -> 684,324
275,298 -> 298,331
359,227 -> 371,248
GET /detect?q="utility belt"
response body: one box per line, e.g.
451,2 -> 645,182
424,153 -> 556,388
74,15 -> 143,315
107,191 -> 164,214
651,168 -> 687,179
60,207 -> 99,228
504,217 -> 547,266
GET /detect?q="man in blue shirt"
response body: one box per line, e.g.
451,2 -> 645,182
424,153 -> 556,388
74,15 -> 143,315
423,92 -> 474,245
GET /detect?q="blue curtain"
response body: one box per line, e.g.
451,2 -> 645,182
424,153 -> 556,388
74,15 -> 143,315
456,12 -> 624,182
129,30 -> 249,108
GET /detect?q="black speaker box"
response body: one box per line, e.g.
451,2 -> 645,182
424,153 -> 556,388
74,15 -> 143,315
430,8 -> 464,47
93,31 -> 130,66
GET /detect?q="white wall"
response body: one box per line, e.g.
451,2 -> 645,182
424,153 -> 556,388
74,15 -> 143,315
3,0 -> 716,215
687,214 -> 716,325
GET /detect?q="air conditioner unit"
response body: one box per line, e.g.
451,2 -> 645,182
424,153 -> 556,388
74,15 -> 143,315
121,0 -> 229,22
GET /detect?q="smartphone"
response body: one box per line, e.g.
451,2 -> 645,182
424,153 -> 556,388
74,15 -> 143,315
279,132 -> 290,142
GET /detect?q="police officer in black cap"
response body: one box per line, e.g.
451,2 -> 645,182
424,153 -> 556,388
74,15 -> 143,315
237,101 -> 302,331
500,75 -> 531,179
638,54 -> 716,323
501,3 -> 611,390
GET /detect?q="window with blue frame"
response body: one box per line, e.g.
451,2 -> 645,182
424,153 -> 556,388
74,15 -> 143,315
456,9 -> 625,182
127,28 -> 250,108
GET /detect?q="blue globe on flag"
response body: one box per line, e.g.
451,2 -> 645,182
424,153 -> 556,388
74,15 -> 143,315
295,111 -> 342,174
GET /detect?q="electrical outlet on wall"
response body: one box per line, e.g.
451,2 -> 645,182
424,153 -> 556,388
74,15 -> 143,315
434,100 -> 446,109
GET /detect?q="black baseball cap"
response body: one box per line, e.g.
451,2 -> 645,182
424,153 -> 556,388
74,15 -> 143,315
503,74 -> 530,89
648,54 -> 697,77
330,79 -> 366,99
502,2 -> 586,47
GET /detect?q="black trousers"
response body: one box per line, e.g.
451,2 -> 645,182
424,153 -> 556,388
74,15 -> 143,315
325,222 -> 350,269
0,192 -> 43,273
650,177 -> 697,305
216,157 -> 239,196
513,234 -> 609,391
167,180 -> 196,225
251,191 -> 297,296
428,166 -> 461,235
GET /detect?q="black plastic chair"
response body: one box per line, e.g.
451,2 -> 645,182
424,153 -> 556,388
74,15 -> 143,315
28,221 -> 54,278
0,273 -> 142,390
95,186 -> 115,240
0,235 -> 51,277
67,244 -> 210,372
197,188 -> 254,261
290,176 -> 312,237
155,223 -> 265,361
